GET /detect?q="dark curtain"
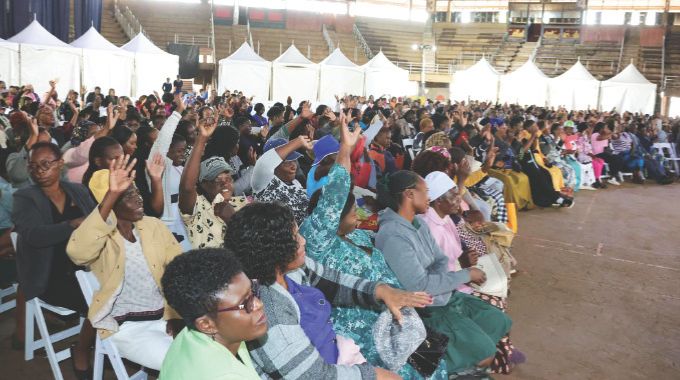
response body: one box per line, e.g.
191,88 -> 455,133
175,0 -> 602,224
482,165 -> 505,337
167,43 -> 200,79
5,0 -> 70,41
74,0 -> 102,39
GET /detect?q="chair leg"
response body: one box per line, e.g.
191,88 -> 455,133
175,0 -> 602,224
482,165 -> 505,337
24,299 -> 35,361
93,337 -> 105,380
33,302 -> 65,380
104,339 -> 132,380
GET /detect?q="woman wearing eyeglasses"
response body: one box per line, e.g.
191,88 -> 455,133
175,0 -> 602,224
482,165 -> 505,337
12,141 -> 97,379
160,248 -> 266,380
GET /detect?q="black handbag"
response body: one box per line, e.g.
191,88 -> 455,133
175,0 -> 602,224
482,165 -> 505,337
406,327 -> 449,378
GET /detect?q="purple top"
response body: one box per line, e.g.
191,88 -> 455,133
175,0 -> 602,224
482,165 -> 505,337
285,276 -> 339,364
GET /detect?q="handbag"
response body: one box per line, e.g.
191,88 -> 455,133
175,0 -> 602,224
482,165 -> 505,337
406,327 -> 449,377
470,254 -> 509,298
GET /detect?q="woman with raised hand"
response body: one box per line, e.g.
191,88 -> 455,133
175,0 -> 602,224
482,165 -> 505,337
67,154 -> 183,371
225,203 -> 433,379
301,114 -> 448,379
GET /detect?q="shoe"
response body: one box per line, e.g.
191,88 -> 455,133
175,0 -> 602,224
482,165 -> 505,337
607,178 -> 621,186
69,344 -> 92,380
560,198 -> 574,208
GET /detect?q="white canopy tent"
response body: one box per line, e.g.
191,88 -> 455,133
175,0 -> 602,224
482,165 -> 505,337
218,42 -> 271,102
70,26 -> 134,97
362,51 -> 409,98
498,60 -> 549,107
548,60 -> 600,111
0,38 -> 20,86
599,63 -> 656,114
121,33 -> 179,98
8,19 -> 81,97
318,48 -> 364,105
272,44 -> 319,104
450,57 -> 500,103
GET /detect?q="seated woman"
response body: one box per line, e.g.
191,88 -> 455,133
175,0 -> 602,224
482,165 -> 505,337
591,121 -> 624,186
420,172 -> 521,375
515,121 -> 573,207
81,136 -> 124,189
301,121 -> 447,379
179,117 -> 243,249
6,114 -> 54,189
520,120 -> 569,194
251,136 -> 312,225
374,170 -> 512,379
12,142 -> 97,378
160,248 -> 267,380
368,127 -> 400,179
538,123 -> 577,191
225,202 -> 432,380
561,122 -> 597,191
203,124 -> 254,196
67,156 -> 183,371
576,123 -> 607,189
610,124 -> 645,184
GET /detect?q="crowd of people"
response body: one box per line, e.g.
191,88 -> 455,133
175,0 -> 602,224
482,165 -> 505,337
0,75 -> 678,380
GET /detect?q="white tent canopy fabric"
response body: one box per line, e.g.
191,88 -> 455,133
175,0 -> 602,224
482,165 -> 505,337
122,33 -> 179,98
318,48 -> 364,105
8,19 -> 81,97
599,63 -> 656,114
71,26 -> 134,97
272,44 -> 319,104
548,60 -> 600,111
0,38 -> 20,86
362,51 -> 409,98
450,57 -> 499,103
218,42 -> 271,102
499,60 -> 549,107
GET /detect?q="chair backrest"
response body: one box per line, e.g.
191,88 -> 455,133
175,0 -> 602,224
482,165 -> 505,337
10,232 -> 17,251
402,138 -> 414,148
75,271 -> 100,307
652,142 -> 676,157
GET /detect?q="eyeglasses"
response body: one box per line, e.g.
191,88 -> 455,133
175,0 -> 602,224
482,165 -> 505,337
28,159 -> 60,173
216,279 -> 260,314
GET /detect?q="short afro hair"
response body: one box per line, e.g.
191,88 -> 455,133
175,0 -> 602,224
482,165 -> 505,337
411,150 -> 450,178
161,248 -> 243,329
224,203 -> 299,286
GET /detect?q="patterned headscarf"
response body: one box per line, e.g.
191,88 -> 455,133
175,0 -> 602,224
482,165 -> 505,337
425,145 -> 451,159
424,131 -> 452,150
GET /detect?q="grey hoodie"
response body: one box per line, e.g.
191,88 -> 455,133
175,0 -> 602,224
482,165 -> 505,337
375,208 -> 471,306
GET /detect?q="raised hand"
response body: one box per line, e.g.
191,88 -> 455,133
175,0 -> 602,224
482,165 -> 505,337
108,154 -> 137,195
198,116 -> 218,138
339,110 -> 361,148
174,93 -> 186,114
218,103 -> 234,119
107,103 -> 119,129
146,153 -> 166,180
300,101 -> 314,119
295,135 -> 313,151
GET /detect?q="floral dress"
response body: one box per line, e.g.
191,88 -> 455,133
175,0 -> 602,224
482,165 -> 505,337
300,164 -> 447,380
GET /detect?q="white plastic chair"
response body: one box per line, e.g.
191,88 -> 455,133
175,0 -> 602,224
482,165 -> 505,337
2,233 -> 19,313
75,270 -> 148,380
0,283 -> 17,313
12,231 -> 84,380
402,138 -> 416,160
652,142 -> 680,174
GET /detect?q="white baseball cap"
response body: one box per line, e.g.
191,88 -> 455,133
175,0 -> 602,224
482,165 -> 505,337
424,171 -> 457,201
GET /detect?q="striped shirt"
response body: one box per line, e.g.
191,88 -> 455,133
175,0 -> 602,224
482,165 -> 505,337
611,132 -> 633,154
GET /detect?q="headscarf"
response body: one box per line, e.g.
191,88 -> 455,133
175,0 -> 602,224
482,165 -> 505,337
70,120 -> 97,147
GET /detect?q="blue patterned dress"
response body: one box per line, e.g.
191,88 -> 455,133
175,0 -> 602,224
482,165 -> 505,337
300,164 -> 447,380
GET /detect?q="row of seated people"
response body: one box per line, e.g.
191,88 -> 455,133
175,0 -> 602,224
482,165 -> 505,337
0,79 -> 677,379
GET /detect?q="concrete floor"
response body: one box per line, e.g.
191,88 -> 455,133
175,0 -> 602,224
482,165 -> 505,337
0,182 -> 679,379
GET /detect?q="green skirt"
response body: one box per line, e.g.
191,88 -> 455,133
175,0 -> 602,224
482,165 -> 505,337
420,292 -> 512,374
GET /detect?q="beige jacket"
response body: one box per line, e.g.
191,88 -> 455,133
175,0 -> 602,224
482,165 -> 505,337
67,208 -> 182,339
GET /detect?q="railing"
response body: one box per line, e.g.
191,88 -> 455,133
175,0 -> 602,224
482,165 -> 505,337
449,52 -> 492,71
617,32 -> 626,73
394,61 -> 454,75
113,1 -> 145,40
664,75 -> 679,90
322,24 -> 335,53
174,34 -> 211,48
530,36 -> 542,62
661,34 -> 666,88
353,24 -> 374,60
489,32 -> 508,66
534,56 -> 616,75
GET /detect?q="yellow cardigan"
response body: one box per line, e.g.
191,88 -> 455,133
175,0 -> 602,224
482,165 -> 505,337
67,208 -> 182,339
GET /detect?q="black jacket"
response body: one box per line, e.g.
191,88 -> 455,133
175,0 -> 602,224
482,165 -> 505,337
11,182 -> 96,300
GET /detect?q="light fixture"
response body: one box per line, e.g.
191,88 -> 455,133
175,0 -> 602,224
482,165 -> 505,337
412,44 -> 418,51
